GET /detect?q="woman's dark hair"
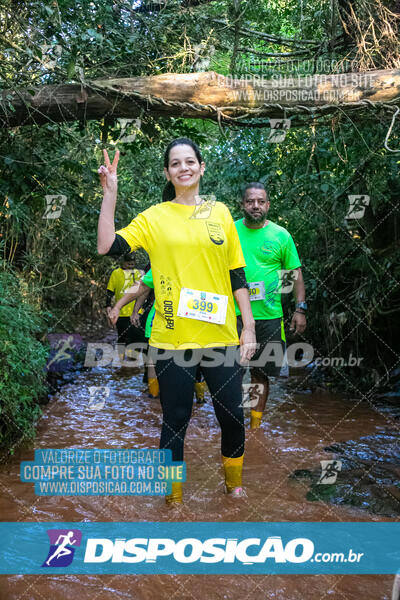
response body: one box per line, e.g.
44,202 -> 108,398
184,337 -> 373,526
162,137 -> 203,202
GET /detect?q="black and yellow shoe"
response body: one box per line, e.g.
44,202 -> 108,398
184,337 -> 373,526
194,381 -> 207,404
250,410 -> 263,429
222,454 -> 244,496
165,482 -> 183,505
148,377 -> 159,398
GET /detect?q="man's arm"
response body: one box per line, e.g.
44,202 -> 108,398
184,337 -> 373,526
105,273 -> 115,322
105,290 -> 114,310
108,281 -> 151,326
115,281 -> 149,311
290,267 -> 306,334
293,267 -> 305,302
131,287 -> 151,326
132,287 -> 151,314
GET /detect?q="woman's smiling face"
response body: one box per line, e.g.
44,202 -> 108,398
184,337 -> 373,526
164,144 -> 205,191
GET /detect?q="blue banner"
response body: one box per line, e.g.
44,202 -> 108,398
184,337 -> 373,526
20,449 -> 185,496
0,522 -> 398,574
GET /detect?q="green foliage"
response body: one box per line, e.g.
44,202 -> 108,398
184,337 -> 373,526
0,0 -> 399,405
0,267 -> 48,451
201,119 -> 400,391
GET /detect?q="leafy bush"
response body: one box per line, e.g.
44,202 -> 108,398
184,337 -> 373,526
0,268 -> 48,452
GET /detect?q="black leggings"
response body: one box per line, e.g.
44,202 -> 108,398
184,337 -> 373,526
153,347 -> 244,462
195,365 -> 203,382
116,317 -> 145,345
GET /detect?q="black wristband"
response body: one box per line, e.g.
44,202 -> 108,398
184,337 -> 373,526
105,289 -> 114,307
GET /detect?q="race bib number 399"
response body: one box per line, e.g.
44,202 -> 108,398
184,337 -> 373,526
177,288 -> 228,324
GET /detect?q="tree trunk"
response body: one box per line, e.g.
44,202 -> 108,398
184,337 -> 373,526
1,69 -> 400,128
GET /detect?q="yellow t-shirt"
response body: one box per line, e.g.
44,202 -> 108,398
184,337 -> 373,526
116,201 -> 245,349
107,267 -> 143,317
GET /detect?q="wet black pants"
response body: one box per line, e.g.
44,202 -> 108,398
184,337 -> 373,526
153,347 -> 244,462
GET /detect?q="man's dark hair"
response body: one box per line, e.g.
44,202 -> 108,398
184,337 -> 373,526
241,182 -> 269,201
123,252 -> 135,262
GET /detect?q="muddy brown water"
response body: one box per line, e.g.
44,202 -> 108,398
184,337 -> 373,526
0,351 -> 398,599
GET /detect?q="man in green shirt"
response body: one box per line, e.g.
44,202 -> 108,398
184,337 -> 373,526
235,182 -> 307,429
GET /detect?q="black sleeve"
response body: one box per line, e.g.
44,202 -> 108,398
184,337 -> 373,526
105,289 -> 114,307
230,267 -> 249,292
105,234 -> 131,257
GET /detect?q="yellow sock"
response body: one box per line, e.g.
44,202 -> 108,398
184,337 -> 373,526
194,381 -> 207,402
250,410 -> 263,429
148,377 -> 159,398
165,481 -> 183,505
222,454 -> 244,492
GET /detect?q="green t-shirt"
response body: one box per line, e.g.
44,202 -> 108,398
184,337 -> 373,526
234,219 -> 301,320
142,269 -> 155,339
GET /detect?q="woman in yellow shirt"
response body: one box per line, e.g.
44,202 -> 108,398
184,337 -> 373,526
97,138 -> 256,504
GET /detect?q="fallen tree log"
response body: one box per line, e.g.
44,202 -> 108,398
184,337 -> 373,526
1,70 -> 400,128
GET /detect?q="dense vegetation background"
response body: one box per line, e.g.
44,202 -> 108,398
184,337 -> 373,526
1,0 -> 399,450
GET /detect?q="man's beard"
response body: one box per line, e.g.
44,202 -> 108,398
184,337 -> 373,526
242,207 -> 268,225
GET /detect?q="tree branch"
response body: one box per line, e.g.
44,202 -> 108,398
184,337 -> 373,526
203,17 -> 320,47
1,69 -> 399,128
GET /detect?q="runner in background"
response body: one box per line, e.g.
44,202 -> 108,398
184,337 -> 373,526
111,269 -> 208,403
110,272 -> 158,398
132,270 -> 208,403
235,183 -> 306,429
130,262 -> 154,349
129,264 -> 158,398
105,253 -> 145,362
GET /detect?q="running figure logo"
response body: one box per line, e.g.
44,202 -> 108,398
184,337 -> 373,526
318,460 -> 342,484
42,529 -> 82,567
46,334 -> 83,372
190,194 -> 216,220
42,194 -> 67,219
241,383 -> 264,408
268,119 -> 291,143
345,195 -> 370,220
276,269 -> 299,294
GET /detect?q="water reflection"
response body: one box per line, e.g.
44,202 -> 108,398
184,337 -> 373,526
0,361 -> 396,599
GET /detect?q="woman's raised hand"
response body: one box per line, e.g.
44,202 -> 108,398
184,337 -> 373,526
98,149 -> 120,194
